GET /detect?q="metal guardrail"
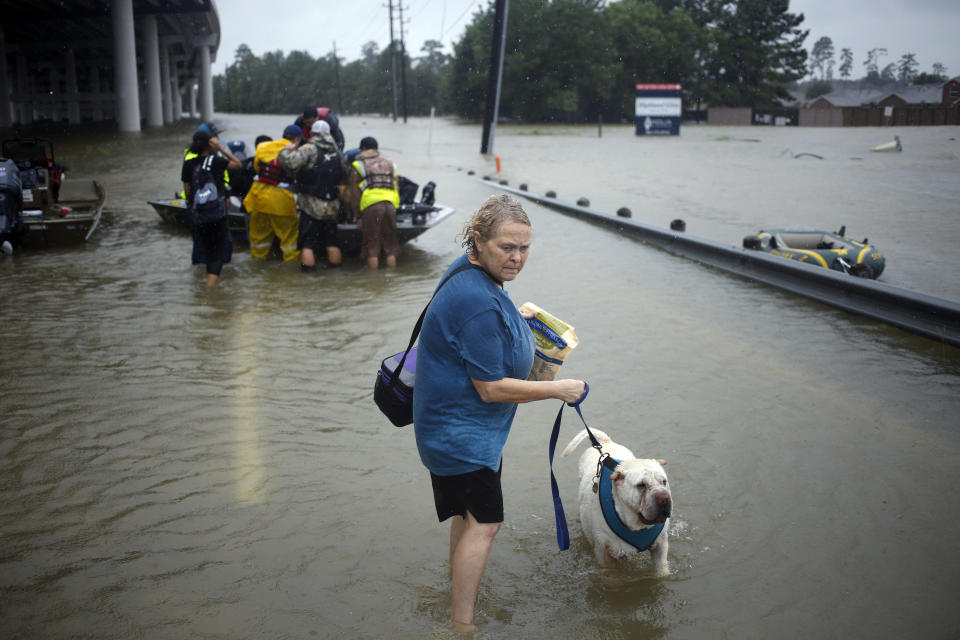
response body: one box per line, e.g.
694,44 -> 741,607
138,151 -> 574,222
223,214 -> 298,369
485,179 -> 960,348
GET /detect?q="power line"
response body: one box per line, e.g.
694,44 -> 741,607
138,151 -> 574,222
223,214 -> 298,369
441,0 -> 479,40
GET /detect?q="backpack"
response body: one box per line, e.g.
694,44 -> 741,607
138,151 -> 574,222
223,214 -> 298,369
296,147 -> 345,201
189,155 -> 226,224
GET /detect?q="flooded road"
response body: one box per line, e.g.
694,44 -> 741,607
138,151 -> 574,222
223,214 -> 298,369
1,115 -> 959,639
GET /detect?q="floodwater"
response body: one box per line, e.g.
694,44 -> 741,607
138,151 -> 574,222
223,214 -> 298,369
1,114 -> 959,639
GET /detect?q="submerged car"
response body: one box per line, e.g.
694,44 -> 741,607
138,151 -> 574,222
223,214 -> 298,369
742,227 -> 885,279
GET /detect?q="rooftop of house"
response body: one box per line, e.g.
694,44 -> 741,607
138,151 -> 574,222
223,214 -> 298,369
788,79 -> 953,107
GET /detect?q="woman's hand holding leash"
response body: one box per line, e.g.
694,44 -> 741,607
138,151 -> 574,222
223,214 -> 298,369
555,379 -> 587,404
567,381 -> 589,406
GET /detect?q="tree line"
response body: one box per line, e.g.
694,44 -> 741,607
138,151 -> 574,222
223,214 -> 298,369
214,0 -> 940,124
808,37 -> 949,86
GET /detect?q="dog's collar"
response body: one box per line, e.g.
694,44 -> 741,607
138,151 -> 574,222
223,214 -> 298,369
599,456 -> 664,552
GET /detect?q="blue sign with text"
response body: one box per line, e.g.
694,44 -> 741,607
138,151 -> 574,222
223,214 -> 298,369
635,83 -> 682,136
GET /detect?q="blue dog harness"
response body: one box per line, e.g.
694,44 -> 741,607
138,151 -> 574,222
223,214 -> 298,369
548,383 -> 664,551
598,455 -> 665,552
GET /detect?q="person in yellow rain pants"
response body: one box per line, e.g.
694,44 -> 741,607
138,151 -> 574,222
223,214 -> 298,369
243,125 -> 302,262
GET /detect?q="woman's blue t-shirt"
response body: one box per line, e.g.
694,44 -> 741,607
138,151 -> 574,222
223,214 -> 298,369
413,254 -> 535,475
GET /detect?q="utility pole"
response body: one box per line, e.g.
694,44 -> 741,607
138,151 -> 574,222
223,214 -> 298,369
481,0 -> 509,155
388,0 -> 398,122
399,1 -> 408,123
333,41 -> 343,114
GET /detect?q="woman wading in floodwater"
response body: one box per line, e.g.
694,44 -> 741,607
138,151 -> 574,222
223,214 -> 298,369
413,195 -> 585,633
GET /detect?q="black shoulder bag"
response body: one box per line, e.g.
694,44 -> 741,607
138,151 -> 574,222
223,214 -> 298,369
374,263 -> 480,427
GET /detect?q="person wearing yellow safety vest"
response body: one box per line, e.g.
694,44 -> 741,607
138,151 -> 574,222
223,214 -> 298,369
345,136 -> 400,269
180,130 -> 242,288
242,125 -> 302,262
181,122 -> 233,267
181,122 -> 231,198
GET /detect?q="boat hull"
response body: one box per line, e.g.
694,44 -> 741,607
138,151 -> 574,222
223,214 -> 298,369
148,199 -> 455,257
19,179 -> 105,249
2,137 -> 105,250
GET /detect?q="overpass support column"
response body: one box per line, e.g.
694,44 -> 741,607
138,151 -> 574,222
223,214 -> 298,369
89,65 -> 103,121
65,48 -> 81,124
15,51 -> 31,125
188,79 -> 198,118
199,45 -> 214,122
51,67 -> 61,121
112,0 -> 140,131
160,44 -> 172,124
142,15 -> 163,127
0,31 -> 12,128
172,78 -> 183,121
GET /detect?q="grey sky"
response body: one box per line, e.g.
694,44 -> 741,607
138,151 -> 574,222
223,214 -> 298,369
212,0 -> 958,80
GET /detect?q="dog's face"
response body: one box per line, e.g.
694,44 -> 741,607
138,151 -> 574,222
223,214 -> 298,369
609,459 -> 672,529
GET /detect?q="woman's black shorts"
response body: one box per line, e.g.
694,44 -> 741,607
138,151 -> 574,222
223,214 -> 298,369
430,463 -> 503,524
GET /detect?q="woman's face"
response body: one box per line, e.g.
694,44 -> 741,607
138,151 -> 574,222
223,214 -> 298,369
473,221 -> 531,282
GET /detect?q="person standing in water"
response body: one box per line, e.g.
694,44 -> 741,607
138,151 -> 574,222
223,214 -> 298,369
413,195 -> 586,632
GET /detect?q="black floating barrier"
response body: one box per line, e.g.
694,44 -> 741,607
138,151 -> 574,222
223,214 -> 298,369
487,181 -> 960,348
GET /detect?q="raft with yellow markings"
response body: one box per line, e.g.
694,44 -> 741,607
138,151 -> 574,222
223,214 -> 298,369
742,227 -> 885,279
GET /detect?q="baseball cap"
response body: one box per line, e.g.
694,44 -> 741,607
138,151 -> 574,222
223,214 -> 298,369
283,124 -> 303,140
311,120 -> 331,135
196,122 -> 222,136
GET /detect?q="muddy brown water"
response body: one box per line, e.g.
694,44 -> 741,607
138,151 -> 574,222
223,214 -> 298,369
1,115 -> 958,639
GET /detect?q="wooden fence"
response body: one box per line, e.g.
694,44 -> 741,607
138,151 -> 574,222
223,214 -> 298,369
706,105 -> 959,127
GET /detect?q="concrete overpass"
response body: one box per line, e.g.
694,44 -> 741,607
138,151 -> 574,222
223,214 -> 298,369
0,0 -> 221,132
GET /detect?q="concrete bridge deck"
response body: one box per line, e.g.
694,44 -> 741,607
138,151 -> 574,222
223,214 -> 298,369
1,0 -> 221,131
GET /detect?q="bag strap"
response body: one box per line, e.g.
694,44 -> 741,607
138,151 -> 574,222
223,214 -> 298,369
388,263 -> 481,388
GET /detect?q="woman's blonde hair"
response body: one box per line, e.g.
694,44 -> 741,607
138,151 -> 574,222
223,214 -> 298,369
458,194 -> 531,254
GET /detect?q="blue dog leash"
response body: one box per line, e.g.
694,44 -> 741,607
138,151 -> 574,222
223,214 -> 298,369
548,382 -> 602,550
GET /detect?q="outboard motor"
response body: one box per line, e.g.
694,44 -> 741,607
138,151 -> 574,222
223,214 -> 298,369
420,181 -> 436,206
0,158 -> 24,243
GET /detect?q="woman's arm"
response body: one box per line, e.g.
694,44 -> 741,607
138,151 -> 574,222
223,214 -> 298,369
471,377 -> 585,404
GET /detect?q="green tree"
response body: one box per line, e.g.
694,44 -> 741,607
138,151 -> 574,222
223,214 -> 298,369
219,44 -> 259,112
445,0 -> 615,122
407,41 -> 450,114
897,53 -> 918,84
603,1 -> 703,120
338,42 -> 393,115
507,0 -> 615,122
913,71 -> 946,85
702,0 -> 809,106
879,62 -> 896,83
441,9 -> 489,120
810,36 -> 834,80
863,48 -> 887,76
838,47 -> 853,79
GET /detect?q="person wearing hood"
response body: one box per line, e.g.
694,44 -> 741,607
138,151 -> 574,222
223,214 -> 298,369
279,120 -> 349,271
293,104 -> 345,151
242,125 -> 302,263
345,136 -> 400,269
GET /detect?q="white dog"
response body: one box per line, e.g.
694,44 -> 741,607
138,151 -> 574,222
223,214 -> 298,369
561,428 -> 671,574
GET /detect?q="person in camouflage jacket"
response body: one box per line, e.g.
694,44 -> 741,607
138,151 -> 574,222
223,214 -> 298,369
279,120 -> 350,270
